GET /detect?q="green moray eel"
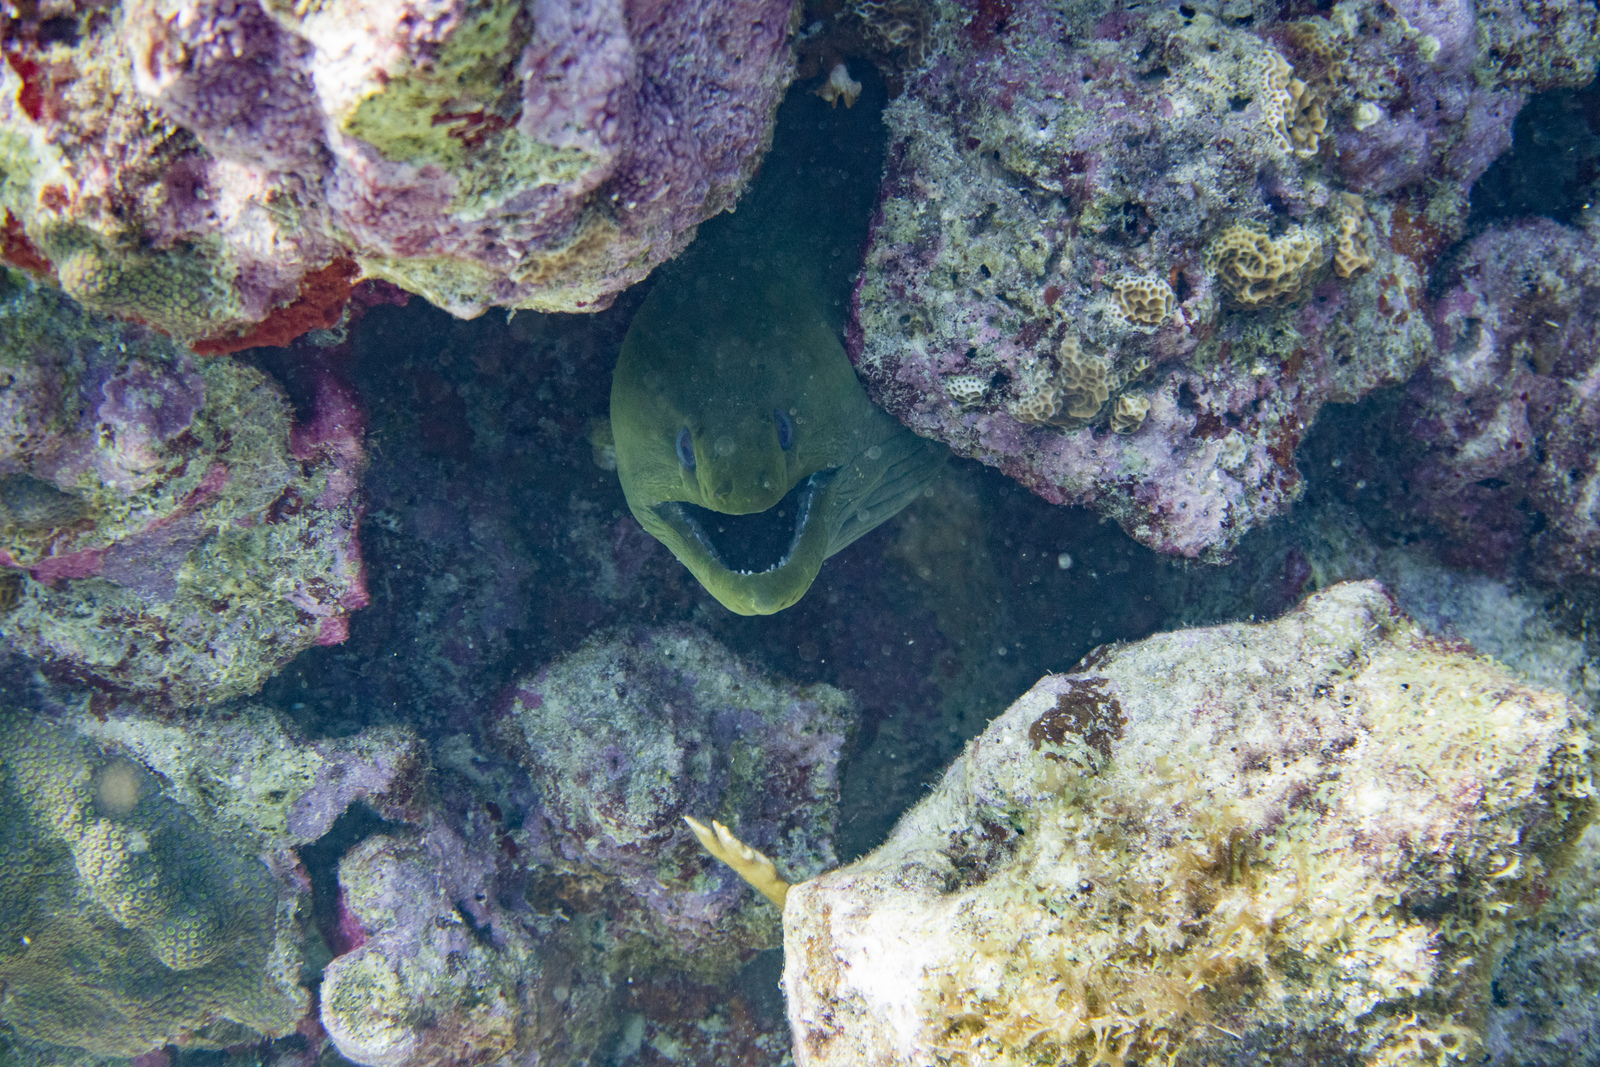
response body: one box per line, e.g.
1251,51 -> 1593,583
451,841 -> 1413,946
611,74 -> 943,615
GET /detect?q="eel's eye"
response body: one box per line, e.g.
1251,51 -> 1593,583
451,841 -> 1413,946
775,409 -> 794,450
676,428 -> 696,470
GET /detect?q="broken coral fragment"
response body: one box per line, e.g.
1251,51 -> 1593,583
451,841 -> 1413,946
817,63 -> 863,108
783,581 -> 1593,1066
683,815 -> 791,907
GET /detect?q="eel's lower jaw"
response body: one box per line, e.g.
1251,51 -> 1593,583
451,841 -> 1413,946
656,468 -> 837,576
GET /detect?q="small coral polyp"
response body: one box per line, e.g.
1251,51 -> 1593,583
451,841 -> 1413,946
1109,275 -> 1174,327
1261,51 -> 1326,157
1207,223 -> 1323,308
944,373 -> 990,410
1009,336 -> 1115,426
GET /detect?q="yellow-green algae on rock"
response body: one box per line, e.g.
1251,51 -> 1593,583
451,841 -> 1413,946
781,581 -> 1594,1067
0,0 -> 797,337
0,269 -> 367,706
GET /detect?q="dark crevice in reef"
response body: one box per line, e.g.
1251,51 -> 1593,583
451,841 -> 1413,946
1469,66 -> 1600,227
298,803 -> 410,968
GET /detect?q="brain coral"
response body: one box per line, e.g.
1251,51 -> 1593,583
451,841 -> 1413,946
0,0 -> 795,341
1207,224 -> 1324,308
0,269 -> 367,705
848,0 -> 1585,558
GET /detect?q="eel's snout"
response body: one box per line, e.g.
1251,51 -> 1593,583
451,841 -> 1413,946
708,469 -> 782,508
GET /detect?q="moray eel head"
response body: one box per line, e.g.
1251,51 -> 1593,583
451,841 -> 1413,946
611,70 -> 942,614
612,278 -> 936,615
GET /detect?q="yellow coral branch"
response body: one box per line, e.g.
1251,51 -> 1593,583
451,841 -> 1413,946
683,815 -> 791,908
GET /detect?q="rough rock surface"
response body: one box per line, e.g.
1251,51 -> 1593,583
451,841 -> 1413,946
1359,219 -> 1600,582
783,581 -> 1594,1066
314,625 -> 853,1067
0,0 -> 795,343
0,270 -> 367,705
850,0 -> 1598,558
1487,820 -> 1600,1067
502,625 -> 853,971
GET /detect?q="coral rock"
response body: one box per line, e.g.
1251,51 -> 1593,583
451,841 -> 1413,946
0,0 -> 796,339
317,626 -> 852,1067
320,831 -> 548,1067
849,0 -> 1568,558
0,271 -> 367,705
1362,219 -> 1600,581
0,679 -> 426,1059
783,582 -> 1593,1066
504,625 -> 853,971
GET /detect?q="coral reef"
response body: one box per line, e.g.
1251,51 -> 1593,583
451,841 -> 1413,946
849,0 -> 1594,558
315,625 -> 853,1067
0,628 -> 825,1067
783,582 -> 1594,1066
0,667 -> 426,1061
0,269 -> 366,705
0,0 -> 795,341
318,825 -> 592,1067
501,625 -> 853,971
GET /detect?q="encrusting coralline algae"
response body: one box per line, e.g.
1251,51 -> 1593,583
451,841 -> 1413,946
850,0 -> 1597,560
0,269 -> 367,705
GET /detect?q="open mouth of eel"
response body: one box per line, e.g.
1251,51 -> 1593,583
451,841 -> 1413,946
656,469 -> 837,576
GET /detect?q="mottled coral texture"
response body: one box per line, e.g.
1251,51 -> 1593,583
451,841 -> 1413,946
0,270 -> 366,705
850,0 -> 1597,559
0,0 -> 795,341
0,672 -> 426,1059
784,582 -> 1595,1067
503,625 -> 853,970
